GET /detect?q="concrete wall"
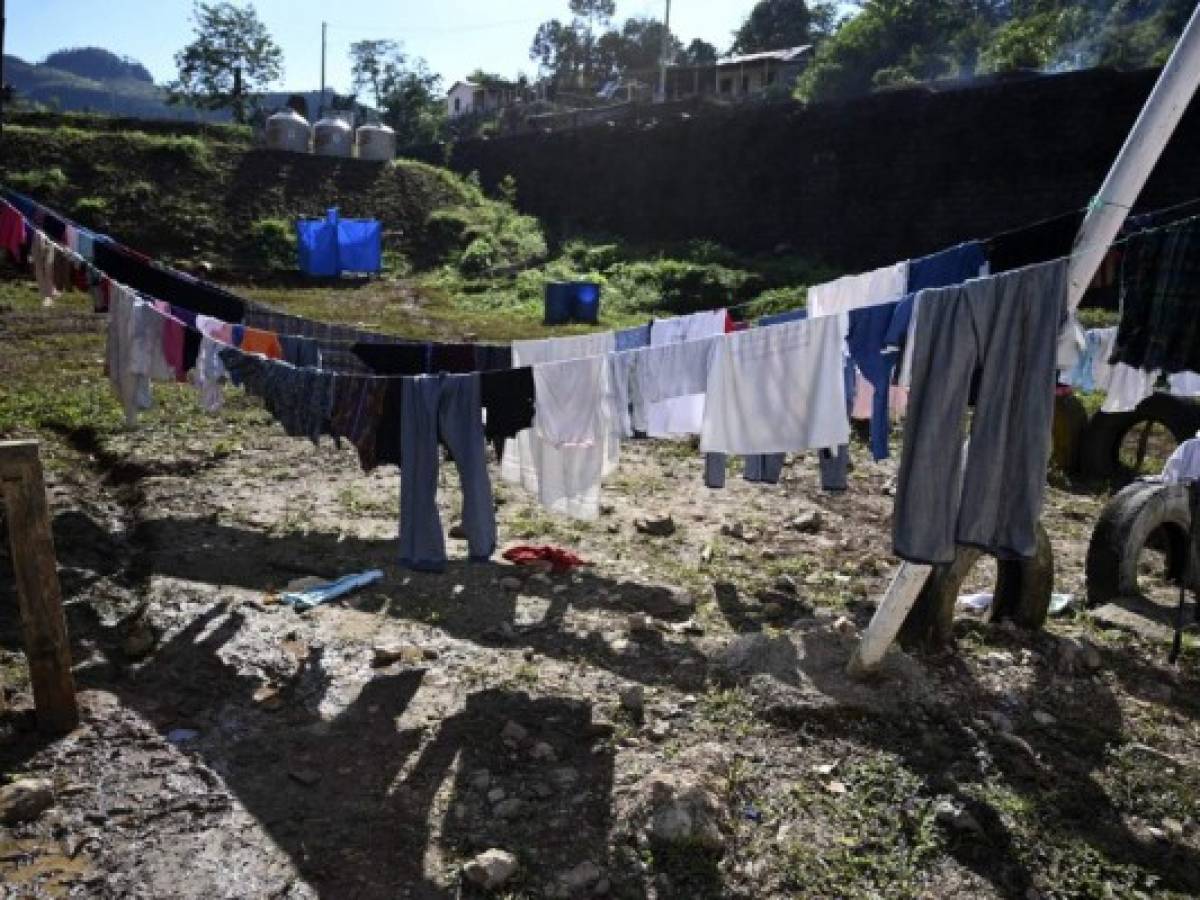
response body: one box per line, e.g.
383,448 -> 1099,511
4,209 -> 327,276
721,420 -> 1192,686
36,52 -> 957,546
405,67 -> 1200,271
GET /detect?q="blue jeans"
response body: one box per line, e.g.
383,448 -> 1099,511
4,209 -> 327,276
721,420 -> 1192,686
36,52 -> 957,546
399,374 -> 496,572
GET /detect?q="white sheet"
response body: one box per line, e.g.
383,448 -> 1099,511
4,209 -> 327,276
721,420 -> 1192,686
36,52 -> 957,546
700,315 -> 850,454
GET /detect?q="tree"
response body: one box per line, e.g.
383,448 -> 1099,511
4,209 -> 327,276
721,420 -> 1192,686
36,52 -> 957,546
378,57 -> 444,144
531,0 -> 616,90
569,0 -> 616,35
350,39 -> 401,109
731,0 -> 839,54
596,18 -> 683,77
794,0 -> 1194,104
683,39 -> 719,65
530,19 -> 584,86
170,1 -> 283,123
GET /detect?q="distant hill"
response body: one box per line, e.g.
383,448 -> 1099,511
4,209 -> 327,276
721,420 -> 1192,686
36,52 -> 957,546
41,47 -> 154,84
3,51 -> 226,122
3,48 -> 375,125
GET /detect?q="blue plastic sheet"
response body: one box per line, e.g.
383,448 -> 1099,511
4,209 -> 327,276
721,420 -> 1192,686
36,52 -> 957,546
336,219 -> 383,273
296,208 -> 382,277
297,213 -> 340,277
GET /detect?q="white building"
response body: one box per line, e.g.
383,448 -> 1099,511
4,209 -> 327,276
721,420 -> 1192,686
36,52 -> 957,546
446,79 -> 518,119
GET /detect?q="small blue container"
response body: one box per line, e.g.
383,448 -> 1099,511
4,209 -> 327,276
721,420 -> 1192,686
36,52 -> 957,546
544,281 -> 573,325
571,281 -> 601,324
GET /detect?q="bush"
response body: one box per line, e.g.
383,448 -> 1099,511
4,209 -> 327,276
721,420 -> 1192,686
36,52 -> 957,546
144,134 -> 210,167
563,239 -> 624,271
459,236 -> 499,276
605,259 -> 763,314
7,167 -> 69,195
241,218 -> 296,270
418,208 -> 475,266
72,196 -> 109,227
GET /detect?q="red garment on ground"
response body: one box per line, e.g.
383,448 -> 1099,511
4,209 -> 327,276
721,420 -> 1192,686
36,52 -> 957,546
502,545 -> 589,573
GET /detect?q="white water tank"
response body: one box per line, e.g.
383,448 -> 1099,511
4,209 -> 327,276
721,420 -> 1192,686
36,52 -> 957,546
314,117 -> 353,157
356,123 -> 396,161
265,109 -> 311,153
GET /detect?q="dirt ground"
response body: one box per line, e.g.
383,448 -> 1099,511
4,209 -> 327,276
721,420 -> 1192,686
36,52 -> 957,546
1,283 -> 1199,899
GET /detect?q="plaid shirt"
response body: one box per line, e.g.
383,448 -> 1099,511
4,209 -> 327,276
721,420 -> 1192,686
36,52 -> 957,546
1113,220 -> 1200,374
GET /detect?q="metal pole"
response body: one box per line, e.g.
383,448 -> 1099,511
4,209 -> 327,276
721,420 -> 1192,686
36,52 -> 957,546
320,20 -> 327,119
658,0 -> 672,102
850,4 -> 1200,677
1,0 -> 7,136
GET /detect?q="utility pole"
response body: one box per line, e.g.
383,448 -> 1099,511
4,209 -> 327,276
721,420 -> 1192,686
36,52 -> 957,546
657,0 -> 672,103
319,20 -> 327,120
1,0 -> 7,136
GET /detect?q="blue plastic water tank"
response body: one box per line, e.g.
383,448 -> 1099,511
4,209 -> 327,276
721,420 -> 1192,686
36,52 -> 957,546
544,281 -> 574,325
571,281 -> 601,324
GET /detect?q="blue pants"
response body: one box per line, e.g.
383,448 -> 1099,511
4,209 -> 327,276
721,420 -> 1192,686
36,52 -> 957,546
399,374 -> 496,572
704,453 -> 785,488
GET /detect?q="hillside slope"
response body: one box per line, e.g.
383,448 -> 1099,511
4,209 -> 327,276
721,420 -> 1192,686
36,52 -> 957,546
0,119 -> 486,270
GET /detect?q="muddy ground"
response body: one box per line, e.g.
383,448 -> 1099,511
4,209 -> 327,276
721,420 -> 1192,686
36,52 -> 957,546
1,282 -> 1199,899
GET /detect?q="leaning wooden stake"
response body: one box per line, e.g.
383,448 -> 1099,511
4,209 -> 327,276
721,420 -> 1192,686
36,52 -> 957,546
0,440 -> 79,734
850,1 -> 1200,677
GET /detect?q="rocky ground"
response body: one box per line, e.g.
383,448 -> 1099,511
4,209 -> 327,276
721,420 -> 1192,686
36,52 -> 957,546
1,282 -> 1199,899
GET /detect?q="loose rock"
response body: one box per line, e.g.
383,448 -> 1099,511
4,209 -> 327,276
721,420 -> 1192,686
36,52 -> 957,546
619,685 -> 645,716
712,633 -> 800,686
559,861 -> 603,893
0,778 -> 54,824
934,800 -> 983,835
635,515 -> 676,537
788,510 -> 823,533
636,770 -> 725,849
463,848 -> 519,890
372,643 -> 425,667
494,798 -> 526,819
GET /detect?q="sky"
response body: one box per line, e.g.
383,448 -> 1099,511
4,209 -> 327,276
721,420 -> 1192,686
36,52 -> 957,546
7,0 -> 761,92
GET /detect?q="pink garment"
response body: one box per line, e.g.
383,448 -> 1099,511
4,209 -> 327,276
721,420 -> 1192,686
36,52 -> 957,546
850,371 -> 910,422
155,301 -> 188,382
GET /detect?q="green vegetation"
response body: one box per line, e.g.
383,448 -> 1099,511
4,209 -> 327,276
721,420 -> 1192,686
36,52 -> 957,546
241,218 -> 296,270
797,0 -> 1194,103
0,118 -> 829,323
0,121 -> 514,272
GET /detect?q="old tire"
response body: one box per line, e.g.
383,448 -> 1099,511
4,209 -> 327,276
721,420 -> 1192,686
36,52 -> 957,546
898,522 -> 1055,651
1051,392 -> 1089,475
1079,393 -> 1200,484
1085,480 -> 1200,607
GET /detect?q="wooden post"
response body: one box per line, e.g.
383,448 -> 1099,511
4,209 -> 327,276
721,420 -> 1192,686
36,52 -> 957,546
0,441 -> 78,734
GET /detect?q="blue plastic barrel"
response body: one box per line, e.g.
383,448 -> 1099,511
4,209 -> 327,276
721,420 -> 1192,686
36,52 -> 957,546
544,281 -> 573,325
571,281 -> 601,324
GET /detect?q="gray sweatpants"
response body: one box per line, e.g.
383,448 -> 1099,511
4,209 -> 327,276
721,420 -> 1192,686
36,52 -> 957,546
704,453 -> 785,488
399,374 -> 496,572
893,259 -> 1067,564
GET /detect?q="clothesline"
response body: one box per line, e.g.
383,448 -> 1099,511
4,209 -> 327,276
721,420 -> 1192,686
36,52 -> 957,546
5,184 -> 1200,580
10,182 -> 1197,353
